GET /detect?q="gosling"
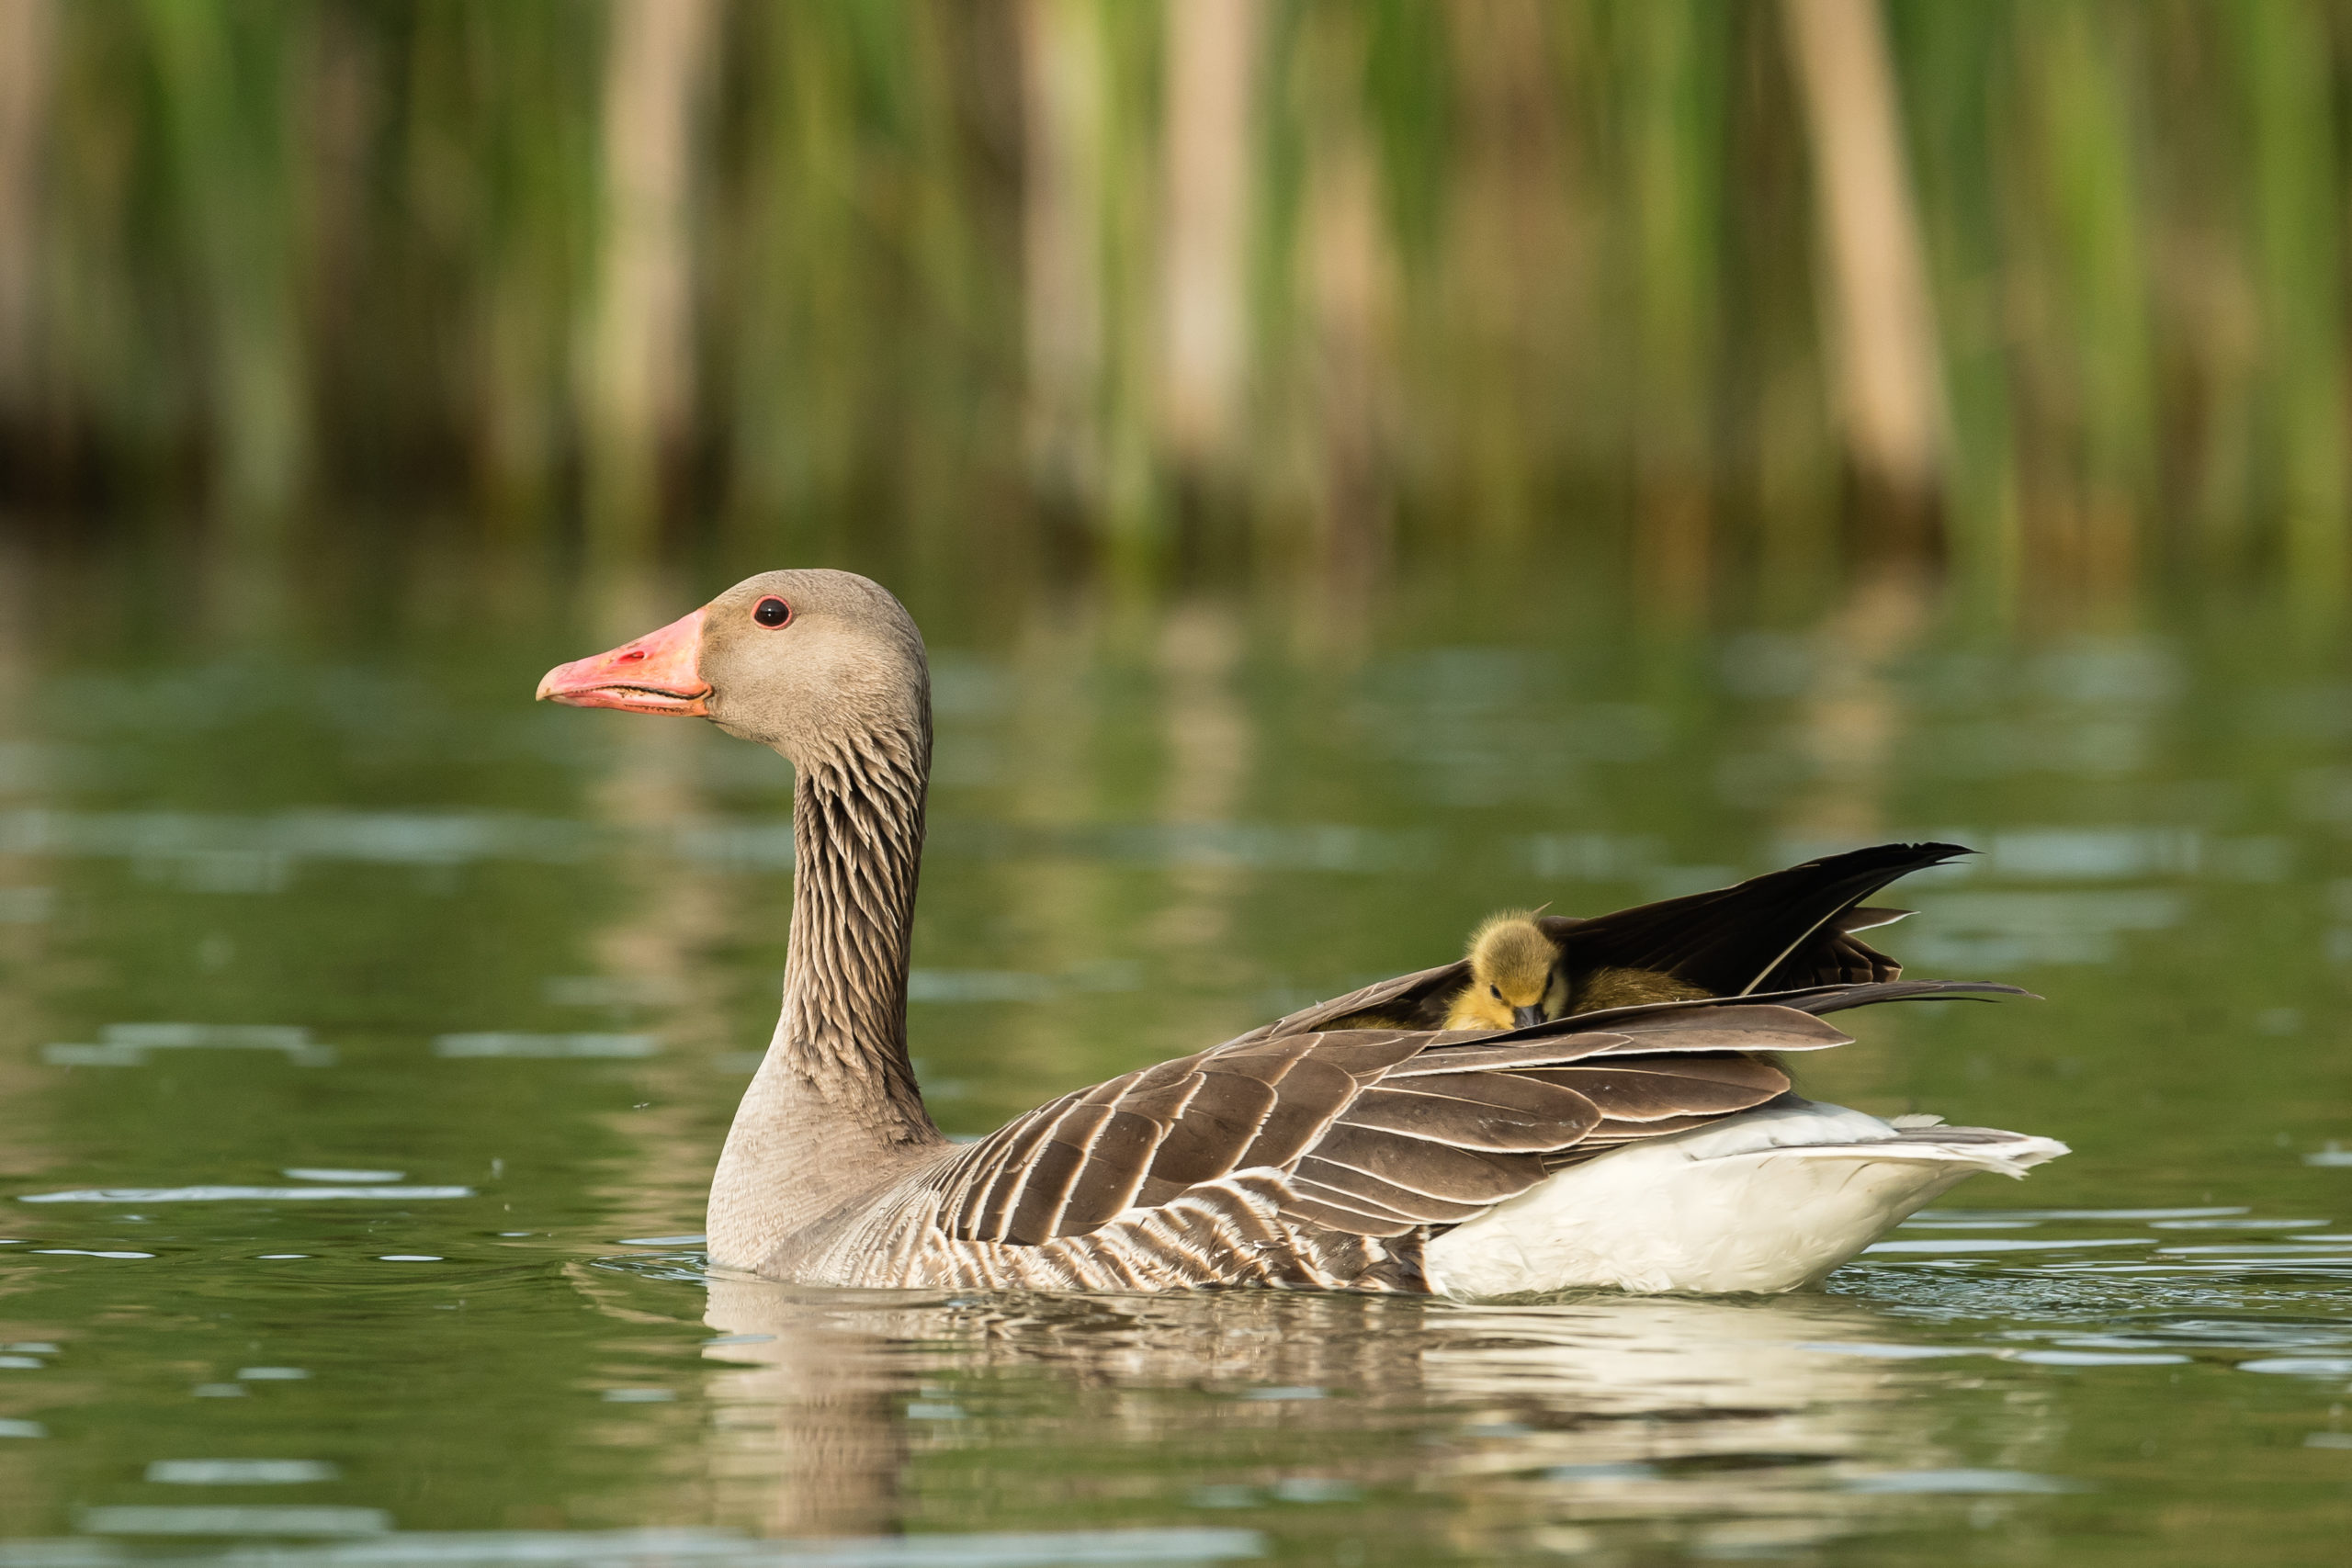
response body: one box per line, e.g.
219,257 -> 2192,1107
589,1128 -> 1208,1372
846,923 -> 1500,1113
1566,964 -> 1713,1015
1443,913 -> 1716,1032
1329,911 -> 1714,1033
1442,911 -> 1572,1031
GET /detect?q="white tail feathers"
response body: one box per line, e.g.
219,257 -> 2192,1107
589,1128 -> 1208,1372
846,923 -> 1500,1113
1424,1098 -> 2068,1299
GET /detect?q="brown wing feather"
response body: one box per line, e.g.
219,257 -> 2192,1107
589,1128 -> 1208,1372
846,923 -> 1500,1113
1004,1100 -> 1115,1241
1208,1034 -> 1325,1083
1299,1032 -> 1441,1081
1382,1032 -> 1634,1076
1054,1107 -> 1184,1232
1441,1002 -> 1849,1055
1342,1078 -> 1600,1153
1588,1112 -> 1724,1140
1524,1055 -> 1789,1122
1305,1122 -> 1543,1204
953,1091 -> 1078,1240
1146,1070 -> 1280,1188
1585,1004 -> 1853,1055
1280,1193 -> 1422,1238
1250,963 -> 1469,1041
1236,1057 -> 1367,1168
1392,1003 -> 1852,1066
1287,1164 -> 1494,1225
1754,979 -> 2036,1013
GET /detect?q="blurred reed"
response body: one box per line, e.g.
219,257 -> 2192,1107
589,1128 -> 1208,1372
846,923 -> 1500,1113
2,0 -> 2350,616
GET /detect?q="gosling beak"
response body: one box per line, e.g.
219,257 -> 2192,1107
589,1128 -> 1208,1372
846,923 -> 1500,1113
537,607 -> 712,716
1512,1005 -> 1545,1030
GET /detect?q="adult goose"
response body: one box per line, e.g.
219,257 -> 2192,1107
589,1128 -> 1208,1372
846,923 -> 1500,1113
540,570 -> 2064,1296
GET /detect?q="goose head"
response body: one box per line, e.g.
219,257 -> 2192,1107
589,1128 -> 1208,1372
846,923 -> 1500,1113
1450,911 -> 1569,1032
536,569 -> 929,765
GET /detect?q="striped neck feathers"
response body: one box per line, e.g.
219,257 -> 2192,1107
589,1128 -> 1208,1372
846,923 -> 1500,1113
776,723 -> 937,1144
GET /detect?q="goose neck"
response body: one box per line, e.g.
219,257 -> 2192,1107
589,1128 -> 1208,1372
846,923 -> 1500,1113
778,736 -> 933,1130
707,725 -> 941,1269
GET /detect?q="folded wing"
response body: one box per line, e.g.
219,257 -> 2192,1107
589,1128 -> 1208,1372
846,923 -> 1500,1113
927,999 -> 1871,1247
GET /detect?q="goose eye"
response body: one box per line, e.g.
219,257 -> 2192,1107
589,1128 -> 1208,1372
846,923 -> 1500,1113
1489,985 -> 1502,1000
752,597 -> 792,628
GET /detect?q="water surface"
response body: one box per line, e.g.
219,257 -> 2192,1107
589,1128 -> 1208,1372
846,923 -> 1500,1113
0,553 -> 2346,1564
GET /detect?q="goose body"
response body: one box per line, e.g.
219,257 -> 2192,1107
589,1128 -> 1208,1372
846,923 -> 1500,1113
539,570 -> 2064,1297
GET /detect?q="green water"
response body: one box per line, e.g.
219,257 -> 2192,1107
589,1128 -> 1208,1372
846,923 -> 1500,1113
0,548 -> 2347,1564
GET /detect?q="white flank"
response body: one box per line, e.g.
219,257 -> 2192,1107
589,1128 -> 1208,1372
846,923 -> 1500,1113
1424,1099 -> 2068,1299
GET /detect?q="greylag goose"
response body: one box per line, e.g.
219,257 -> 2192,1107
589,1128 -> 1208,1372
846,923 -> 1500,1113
539,570 -> 2065,1296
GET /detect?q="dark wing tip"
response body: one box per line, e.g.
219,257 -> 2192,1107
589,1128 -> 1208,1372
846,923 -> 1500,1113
1799,840 -> 1974,869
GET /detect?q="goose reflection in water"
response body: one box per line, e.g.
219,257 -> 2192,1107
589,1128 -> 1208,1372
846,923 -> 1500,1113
695,1279 -> 2057,1556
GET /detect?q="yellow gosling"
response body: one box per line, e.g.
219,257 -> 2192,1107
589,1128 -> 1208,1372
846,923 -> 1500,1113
1566,964 -> 1712,1016
1443,911 -> 1572,1031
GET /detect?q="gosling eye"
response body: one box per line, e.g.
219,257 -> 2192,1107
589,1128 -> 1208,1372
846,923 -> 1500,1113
1489,985 -> 1502,1000
752,596 -> 792,628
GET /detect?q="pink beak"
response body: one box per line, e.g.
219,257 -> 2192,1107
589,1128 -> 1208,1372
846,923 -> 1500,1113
536,607 -> 713,716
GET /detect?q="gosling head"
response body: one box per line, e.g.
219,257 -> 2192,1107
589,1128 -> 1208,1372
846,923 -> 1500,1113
1454,911 -> 1568,1031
